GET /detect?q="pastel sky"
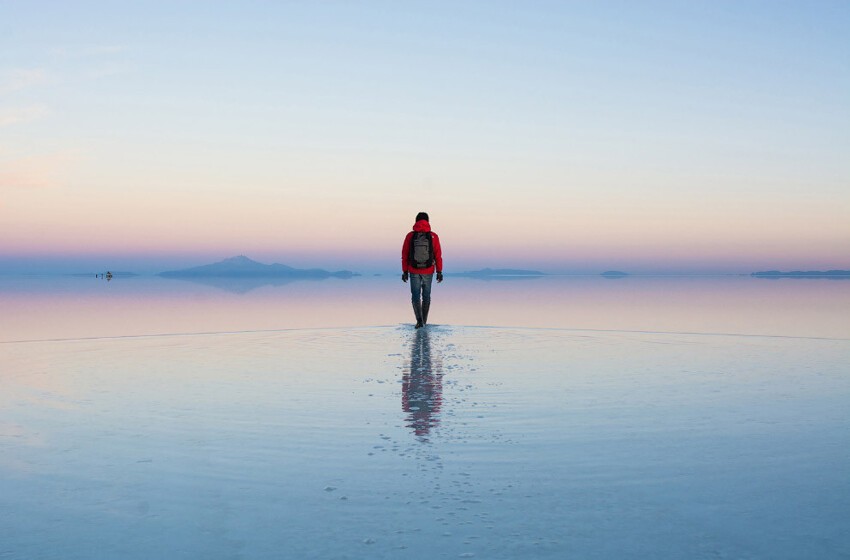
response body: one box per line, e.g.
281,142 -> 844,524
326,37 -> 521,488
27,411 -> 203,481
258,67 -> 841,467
2,1 -> 848,273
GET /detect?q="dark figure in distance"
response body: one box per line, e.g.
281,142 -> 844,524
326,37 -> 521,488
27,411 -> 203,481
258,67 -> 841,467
402,212 -> 443,328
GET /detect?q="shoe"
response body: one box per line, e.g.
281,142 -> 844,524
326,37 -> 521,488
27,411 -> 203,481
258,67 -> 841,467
412,302 -> 424,328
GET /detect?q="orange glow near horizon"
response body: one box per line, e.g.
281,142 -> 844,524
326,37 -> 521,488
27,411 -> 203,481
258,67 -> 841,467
4,152 -> 846,264
3,180 -> 847,272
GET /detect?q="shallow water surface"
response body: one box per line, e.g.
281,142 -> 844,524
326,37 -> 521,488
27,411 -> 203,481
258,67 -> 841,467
2,325 -> 848,559
2,274 -> 849,341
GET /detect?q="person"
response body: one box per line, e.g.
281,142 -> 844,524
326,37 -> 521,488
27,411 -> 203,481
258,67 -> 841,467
401,212 -> 443,328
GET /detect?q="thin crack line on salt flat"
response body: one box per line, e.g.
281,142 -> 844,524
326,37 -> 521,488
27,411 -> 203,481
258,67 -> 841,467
0,325 -> 403,345
456,325 -> 850,342
1,324 -> 848,345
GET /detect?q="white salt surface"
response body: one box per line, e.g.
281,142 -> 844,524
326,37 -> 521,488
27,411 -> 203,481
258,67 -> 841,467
1,325 -> 848,559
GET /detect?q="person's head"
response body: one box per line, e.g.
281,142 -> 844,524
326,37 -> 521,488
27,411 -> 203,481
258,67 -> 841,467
415,212 -> 429,222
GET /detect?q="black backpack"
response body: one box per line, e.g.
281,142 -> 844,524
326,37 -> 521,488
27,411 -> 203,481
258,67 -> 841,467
409,231 -> 434,269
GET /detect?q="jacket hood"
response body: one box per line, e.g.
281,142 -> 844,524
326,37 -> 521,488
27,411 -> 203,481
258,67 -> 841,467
412,219 -> 431,232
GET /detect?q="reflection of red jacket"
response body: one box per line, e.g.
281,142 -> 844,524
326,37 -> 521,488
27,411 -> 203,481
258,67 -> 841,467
402,220 -> 443,274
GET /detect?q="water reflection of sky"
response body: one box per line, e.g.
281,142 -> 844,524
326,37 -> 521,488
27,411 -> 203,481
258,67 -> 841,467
3,325 -> 847,558
1,275 -> 848,342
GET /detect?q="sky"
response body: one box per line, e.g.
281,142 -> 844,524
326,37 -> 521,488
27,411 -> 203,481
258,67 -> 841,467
1,1 -> 848,274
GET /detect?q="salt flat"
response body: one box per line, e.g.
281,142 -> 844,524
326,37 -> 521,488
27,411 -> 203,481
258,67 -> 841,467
2,324 -> 848,559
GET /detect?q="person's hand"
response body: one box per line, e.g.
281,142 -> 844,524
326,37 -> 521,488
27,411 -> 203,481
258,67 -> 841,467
402,272 -> 409,283
436,272 -> 443,283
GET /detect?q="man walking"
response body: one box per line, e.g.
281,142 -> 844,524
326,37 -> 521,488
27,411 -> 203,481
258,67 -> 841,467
402,212 -> 443,328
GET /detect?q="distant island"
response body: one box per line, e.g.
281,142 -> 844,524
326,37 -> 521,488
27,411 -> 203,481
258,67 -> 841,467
73,271 -> 139,278
752,270 -> 850,279
601,271 -> 629,278
451,268 -> 545,278
159,256 -> 356,279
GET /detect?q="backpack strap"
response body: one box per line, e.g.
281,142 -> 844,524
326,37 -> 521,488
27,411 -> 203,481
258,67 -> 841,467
408,230 -> 416,267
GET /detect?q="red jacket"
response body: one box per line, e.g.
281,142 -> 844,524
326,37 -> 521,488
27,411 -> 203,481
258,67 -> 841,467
402,220 -> 443,274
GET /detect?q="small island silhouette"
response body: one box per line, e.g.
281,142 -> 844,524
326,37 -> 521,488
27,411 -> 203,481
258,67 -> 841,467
72,271 -> 138,278
751,270 -> 850,279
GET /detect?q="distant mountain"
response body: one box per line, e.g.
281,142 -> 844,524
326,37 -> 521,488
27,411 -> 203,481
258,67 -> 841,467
752,270 -> 850,279
452,268 -> 545,278
159,256 -> 355,279
601,270 -> 629,278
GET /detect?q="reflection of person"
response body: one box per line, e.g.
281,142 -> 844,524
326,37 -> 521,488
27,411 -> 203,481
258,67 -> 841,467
401,329 -> 443,439
401,212 -> 443,328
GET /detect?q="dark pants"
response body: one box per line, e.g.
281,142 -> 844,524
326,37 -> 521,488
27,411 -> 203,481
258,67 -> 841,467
409,273 -> 433,305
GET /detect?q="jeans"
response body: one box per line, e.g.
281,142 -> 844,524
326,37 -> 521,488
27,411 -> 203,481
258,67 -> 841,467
409,273 -> 433,305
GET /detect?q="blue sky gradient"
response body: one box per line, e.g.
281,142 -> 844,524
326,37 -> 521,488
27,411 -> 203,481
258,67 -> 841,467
2,1 -> 848,273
